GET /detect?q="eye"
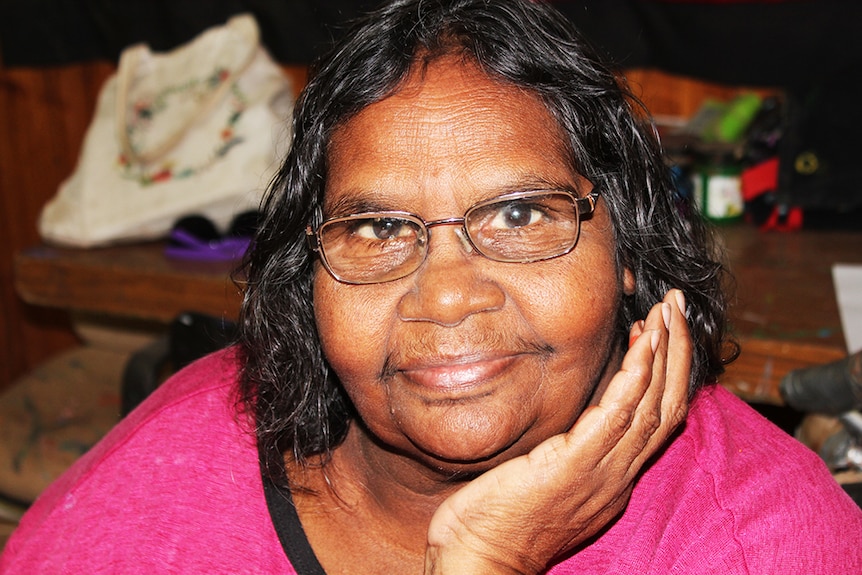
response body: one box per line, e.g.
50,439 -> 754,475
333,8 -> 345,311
489,201 -> 543,229
354,217 -> 409,240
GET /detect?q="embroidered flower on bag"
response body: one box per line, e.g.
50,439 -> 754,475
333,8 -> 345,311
118,67 -> 248,186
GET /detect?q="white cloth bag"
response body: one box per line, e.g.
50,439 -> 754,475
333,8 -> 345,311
39,14 -> 293,247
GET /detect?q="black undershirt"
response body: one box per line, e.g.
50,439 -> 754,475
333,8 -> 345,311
261,466 -> 328,575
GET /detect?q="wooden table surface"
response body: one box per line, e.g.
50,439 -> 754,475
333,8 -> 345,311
15,225 -> 862,404
14,242 -> 243,323
718,226 -> 859,403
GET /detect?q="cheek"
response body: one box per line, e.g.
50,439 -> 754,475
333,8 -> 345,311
313,270 -> 393,386
523,250 -> 622,332
516,249 -> 625,381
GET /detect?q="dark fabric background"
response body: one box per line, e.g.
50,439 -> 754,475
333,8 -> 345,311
1,0 -> 859,212
0,0 -> 376,66
2,0 -> 857,87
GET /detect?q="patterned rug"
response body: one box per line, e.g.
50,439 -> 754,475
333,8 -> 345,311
0,346 -> 129,505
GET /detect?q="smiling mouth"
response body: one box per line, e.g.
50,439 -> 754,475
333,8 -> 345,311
398,354 -> 522,393
381,337 -> 555,396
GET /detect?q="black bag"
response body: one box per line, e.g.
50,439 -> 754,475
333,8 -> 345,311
776,79 -> 862,228
121,312 -> 236,416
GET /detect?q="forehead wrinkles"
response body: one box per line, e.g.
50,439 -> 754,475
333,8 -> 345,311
331,54 -> 567,146
325,60 -> 573,209
331,79 -> 543,151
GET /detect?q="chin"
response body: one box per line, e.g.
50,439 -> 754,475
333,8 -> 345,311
404,426 -> 541,480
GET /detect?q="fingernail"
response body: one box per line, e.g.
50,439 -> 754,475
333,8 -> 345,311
674,289 -> 686,315
651,329 -> 660,352
662,302 -> 671,329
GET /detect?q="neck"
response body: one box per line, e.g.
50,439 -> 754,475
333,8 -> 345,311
285,423 -> 476,574
291,422 -> 468,516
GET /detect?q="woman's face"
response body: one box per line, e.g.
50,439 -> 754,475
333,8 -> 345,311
314,57 -> 634,474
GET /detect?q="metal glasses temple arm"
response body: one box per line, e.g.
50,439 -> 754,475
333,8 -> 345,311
575,190 -> 600,216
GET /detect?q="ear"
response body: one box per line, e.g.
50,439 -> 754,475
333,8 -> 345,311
622,267 -> 636,295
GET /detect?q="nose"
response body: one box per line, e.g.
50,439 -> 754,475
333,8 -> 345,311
396,225 -> 505,327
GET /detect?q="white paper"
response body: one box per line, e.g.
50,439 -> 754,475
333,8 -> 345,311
833,264 -> 862,354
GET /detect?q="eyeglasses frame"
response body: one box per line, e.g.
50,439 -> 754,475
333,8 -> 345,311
306,188 -> 600,284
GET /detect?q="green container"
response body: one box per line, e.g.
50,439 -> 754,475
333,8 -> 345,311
692,164 -> 744,223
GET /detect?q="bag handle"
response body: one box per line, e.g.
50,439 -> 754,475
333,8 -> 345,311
114,15 -> 259,165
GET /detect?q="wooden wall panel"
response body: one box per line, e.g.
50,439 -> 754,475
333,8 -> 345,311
0,62 -> 114,391
623,68 -> 778,122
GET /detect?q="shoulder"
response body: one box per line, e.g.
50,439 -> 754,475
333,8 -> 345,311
648,385 -> 862,572
556,385 -> 862,574
680,384 -> 850,497
1,348 -> 290,573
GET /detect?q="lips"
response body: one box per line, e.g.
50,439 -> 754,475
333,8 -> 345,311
381,332 -> 555,397
397,353 -> 522,393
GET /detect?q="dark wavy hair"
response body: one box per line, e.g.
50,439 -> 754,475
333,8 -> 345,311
237,0 -> 735,480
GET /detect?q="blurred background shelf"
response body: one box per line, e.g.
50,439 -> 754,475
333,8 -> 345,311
13,224 -> 862,405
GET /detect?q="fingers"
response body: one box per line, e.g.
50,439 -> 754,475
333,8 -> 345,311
629,289 -> 690,466
561,289 -> 691,475
591,294 -> 671,430
663,289 -> 692,422
629,290 -> 692,472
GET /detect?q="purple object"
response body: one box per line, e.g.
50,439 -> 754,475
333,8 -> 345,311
165,228 -> 251,262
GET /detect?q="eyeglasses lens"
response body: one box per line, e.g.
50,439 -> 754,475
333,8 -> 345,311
317,191 -> 581,284
465,193 -> 579,262
319,215 -> 427,284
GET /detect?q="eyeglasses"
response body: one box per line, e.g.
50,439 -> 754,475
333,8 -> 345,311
306,188 -> 600,284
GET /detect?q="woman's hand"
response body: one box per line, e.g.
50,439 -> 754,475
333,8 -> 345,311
424,289 -> 692,575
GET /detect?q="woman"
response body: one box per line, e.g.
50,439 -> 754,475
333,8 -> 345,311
3,1 -> 860,573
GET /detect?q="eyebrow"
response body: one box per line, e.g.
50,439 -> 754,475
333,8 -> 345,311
323,194 -> 395,219
323,176 -> 582,218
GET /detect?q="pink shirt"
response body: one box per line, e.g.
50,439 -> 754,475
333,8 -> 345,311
2,349 -> 860,573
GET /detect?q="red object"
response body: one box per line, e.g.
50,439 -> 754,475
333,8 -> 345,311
760,205 -> 804,232
741,157 -> 779,202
